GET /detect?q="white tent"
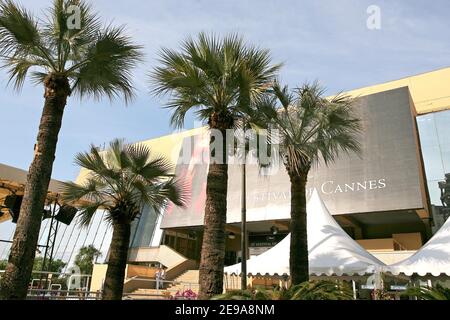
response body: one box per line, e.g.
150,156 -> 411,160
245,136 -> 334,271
385,216 -> 450,277
225,189 -> 384,276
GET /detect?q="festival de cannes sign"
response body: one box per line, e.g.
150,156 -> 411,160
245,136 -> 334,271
161,87 -> 427,228
254,178 -> 388,202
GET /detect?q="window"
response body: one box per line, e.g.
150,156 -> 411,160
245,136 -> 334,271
417,110 -> 450,206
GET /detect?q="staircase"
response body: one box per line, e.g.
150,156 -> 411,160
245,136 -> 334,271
125,270 -> 199,300
166,270 -> 200,294
125,288 -> 171,300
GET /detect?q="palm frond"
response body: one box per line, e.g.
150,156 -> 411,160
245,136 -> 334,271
138,156 -> 174,181
76,201 -> 105,227
289,280 -> 354,300
272,81 -> 292,109
74,144 -> 108,173
126,143 -> 152,171
151,32 -> 280,130
0,0 -> 55,88
61,180 -> 107,204
2,56 -> 47,90
1,0 -> 142,99
403,284 -> 450,300
104,138 -> 132,170
65,139 -> 187,225
158,178 -> 189,208
70,25 -> 143,103
256,82 -> 361,175
44,0 -> 102,70
131,177 -> 188,212
211,290 -> 256,300
0,1 -> 44,56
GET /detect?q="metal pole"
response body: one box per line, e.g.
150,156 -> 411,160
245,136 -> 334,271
40,197 -> 59,296
241,158 -> 247,290
48,220 -> 60,270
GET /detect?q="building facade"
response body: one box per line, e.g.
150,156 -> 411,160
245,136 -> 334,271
78,67 -> 450,268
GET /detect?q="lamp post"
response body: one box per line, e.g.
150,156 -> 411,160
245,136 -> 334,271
239,118 -> 249,291
241,156 -> 247,290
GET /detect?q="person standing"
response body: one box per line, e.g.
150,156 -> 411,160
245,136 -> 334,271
155,268 -> 162,290
160,267 -> 166,289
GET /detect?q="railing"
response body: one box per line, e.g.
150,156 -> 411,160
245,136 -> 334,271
1,270 -> 199,300
1,270 -> 95,300
26,289 -> 102,300
127,246 -> 199,281
122,277 -> 199,300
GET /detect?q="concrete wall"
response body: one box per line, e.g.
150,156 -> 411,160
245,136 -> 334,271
393,232 -> 422,250
90,264 -> 109,292
126,265 -> 158,278
371,250 -> 416,265
357,239 -> 395,251
357,233 -> 422,252
128,245 -> 188,269
345,67 -> 450,115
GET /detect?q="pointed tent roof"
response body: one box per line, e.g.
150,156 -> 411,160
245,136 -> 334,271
385,217 -> 450,276
225,189 -> 384,276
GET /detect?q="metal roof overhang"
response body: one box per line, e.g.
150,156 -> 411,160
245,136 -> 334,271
0,163 -> 89,223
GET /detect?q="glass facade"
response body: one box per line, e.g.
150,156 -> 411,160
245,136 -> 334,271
417,109 -> 450,232
417,110 -> 450,205
129,205 -> 160,248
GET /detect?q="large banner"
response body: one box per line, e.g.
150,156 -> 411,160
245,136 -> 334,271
161,87 -> 427,228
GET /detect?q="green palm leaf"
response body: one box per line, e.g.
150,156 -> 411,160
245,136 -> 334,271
151,32 -> 282,130
403,284 -> 450,300
62,139 -> 187,226
0,0 -> 143,100
289,280 -> 354,300
258,82 -> 362,175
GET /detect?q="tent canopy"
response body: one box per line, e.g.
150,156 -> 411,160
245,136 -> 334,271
225,189 -> 384,276
385,216 -> 450,276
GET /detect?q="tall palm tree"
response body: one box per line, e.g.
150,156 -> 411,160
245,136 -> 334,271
61,139 -> 187,300
0,0 -> 142,299
257,82 -> 361,285
151,33 -> 281,298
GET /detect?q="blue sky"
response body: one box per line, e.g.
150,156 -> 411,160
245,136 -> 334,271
1,0 -> 450,182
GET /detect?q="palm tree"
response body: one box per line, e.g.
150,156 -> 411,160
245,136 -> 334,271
151,33 -> 281,299
211,280 -> 354,300
0,0 -> 142,299
403,283 -> 450,300
257,82 -> 361,285
61,139 -> 187,300
289,280 -> 354,300
74,245 -> 102,275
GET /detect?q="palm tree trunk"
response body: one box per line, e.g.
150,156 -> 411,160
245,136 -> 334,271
103,222 -> 131,300
198,132 -> 228,299
0,74 -> 70,300
289,172 -> 309,285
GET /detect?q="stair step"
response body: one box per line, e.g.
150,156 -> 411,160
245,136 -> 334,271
128,269 -> 200,299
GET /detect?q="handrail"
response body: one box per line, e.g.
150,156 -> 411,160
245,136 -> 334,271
27,289 -> 99,295
124,276 -> 198,287
0,270 -> 93,277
